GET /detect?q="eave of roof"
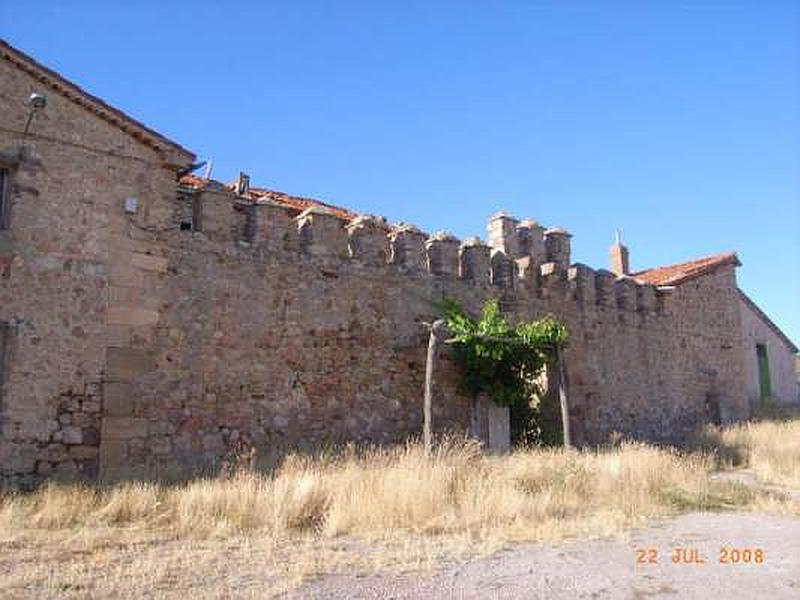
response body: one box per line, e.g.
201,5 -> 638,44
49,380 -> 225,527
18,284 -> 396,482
178,175 -> 358,221
631,252 -> 741,287
246,187 -> 358,221
1,38 -> 195,168
738,289 -> 798,353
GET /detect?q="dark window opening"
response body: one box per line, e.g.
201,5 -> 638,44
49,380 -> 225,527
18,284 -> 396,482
0,168 -> 10,230
180,221 -> 192,231
756,343 -> 772,400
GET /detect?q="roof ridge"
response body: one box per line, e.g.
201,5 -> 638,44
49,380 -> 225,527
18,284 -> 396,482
0,38 -> 195,166
738,289 -> 798,353
632,252 -> 740,287
630,251 -> 737,276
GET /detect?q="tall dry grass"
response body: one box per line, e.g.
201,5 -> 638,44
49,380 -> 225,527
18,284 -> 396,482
0,435 -> 783,549
2,424 -> 798,597
696,417 -> 800,487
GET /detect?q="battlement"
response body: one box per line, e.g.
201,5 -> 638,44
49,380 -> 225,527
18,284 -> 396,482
0,41 -> 750,488
182,191 -> 667,318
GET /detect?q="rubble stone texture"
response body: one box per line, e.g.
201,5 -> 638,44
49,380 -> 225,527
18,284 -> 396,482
0,42 -> 750,485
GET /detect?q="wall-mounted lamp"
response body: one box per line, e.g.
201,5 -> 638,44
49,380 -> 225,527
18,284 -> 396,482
23,92 -> 47,137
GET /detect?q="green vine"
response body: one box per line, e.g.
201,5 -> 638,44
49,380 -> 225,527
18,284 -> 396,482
439,298 -> 569,445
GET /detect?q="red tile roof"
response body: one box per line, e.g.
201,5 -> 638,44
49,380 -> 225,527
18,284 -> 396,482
178,175 -> 358,221
632,252 -> 740,287
246,187 -> 357,221
1,39 -> 195,168
178,174 -> 210,189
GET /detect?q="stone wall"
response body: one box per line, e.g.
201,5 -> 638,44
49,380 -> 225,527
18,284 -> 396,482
740,295 -> 799,407
0,52 -> 185,486
91,188 -> 749,479
0,48 -> 750,485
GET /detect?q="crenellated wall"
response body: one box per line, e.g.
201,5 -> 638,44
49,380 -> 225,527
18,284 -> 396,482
0,44 -> 750,485
90,184 -> 748,479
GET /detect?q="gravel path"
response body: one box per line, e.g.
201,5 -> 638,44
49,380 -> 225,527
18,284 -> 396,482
294,512 -> 800,599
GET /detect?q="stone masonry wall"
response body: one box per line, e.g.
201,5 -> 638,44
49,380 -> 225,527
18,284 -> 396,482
740,295 -> 798,407
0,54 -> 183,486
94,193 -> 749,479
1,49 -> 749,484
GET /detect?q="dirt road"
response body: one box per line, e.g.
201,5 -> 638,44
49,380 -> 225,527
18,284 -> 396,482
296,513 -> 800,599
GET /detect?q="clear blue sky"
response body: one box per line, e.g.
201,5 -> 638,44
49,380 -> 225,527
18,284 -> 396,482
4,2 -> 799,342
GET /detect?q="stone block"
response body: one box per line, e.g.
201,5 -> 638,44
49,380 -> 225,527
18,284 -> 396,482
108,264 -> 145,288
82,399 -> 101,413
487,212 -> 519,256
389,224 -> 427,270
514,256 -> 538,291
108,285 -> 143,307
104,382 -> 135,416
82,427 -> 100,446
252,200 -> 293,250
35,460 -> 53,476
107,307 -> 160,327
102,417 -> 148,440
99,439 -> 128,467
594,269 -> 616,307
568,263 -> 596,305
637,283 -> 657,312
297,206 -> 349,257
425,232 -> 460,276
615,277 -> 638,311
61,426 -> 83,445
106,324 -> 133,347
131,252 -> 168,273
150,437 -> 172,455
105,347 -> 156,380
544,228 -> 572,268
459,238 -> 491,284
347,215 -> 390,265
491,250 -> 516,288
516,219 -> 546,263
69,445 -> 99,460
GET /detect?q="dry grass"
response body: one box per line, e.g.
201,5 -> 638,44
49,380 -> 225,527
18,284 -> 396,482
0,440 -> 748,542
695,416 -> 800,487
1,422 -> 798,598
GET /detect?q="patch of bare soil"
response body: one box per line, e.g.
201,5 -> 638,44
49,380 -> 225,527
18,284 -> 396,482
295,512 -> 800,599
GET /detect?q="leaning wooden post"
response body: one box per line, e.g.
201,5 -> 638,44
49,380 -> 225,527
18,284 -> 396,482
424,319 -> 446,455
556,345 -> 571,448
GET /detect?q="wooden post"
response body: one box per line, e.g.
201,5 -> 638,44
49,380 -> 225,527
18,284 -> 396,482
424,319 -> 446,455
556,345 -> 571,448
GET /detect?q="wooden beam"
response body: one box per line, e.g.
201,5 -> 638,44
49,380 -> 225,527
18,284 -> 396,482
423,319 -> 446,455
556,346 -> 571,448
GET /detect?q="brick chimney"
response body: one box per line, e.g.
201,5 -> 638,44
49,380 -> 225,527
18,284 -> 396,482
609,231 -> 629,276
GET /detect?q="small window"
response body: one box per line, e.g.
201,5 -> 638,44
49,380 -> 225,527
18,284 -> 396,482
180,221 -> 192,231
0,168 -> 10,230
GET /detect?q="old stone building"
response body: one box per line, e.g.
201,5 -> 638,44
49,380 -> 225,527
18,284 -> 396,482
738,290 -> 799,408
1,40 -> 795,485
